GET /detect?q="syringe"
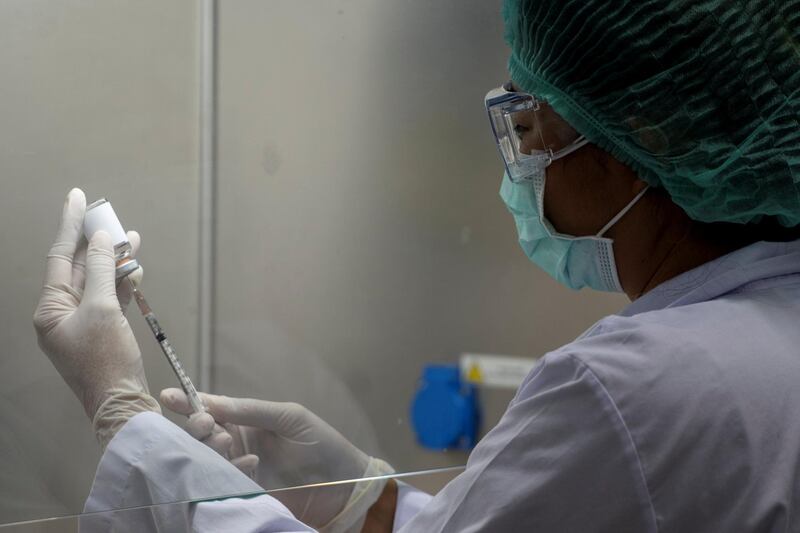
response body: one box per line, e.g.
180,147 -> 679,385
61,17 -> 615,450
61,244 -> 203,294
128,278 -> 206,414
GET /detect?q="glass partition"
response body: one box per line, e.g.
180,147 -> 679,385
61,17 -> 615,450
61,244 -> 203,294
0,468 -> 465,532
0,0 -> 627,526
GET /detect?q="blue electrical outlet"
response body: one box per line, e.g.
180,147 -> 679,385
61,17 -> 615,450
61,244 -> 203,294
410,364 -> 480,450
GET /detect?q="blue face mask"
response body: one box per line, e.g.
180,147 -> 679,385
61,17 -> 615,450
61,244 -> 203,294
499,171 -> 649,292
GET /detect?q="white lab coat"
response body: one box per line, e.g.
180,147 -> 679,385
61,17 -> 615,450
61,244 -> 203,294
85,240 -> 800,531
81,411 -> 429,532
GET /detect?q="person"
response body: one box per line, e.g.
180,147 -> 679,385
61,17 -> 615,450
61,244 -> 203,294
33,0 -> 800,531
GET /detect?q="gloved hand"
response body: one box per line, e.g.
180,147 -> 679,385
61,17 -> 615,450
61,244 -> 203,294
161,389 -> 394,532
33,189 -> 159,448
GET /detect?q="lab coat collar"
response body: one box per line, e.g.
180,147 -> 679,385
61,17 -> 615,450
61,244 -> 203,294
619,239 -> 800,317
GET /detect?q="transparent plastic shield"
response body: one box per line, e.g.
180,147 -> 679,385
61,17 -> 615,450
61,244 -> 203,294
1,1 -> 628,527
0,468 -> 465,532
485,83 -> 588,182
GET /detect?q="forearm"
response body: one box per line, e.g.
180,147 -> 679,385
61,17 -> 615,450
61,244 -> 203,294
361,479 -> 398,533
85,411 -> 313,532
91,376 -> 161,450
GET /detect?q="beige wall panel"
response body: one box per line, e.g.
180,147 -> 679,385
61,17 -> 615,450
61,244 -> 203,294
214,0 -> 627,479
0,0 -> 198,523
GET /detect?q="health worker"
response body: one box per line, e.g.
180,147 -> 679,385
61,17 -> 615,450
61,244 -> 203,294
33,0 -> 800,531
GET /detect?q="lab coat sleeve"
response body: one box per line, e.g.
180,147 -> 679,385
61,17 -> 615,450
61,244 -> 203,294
393,481 -> 433,531
81,411 -> 315,532
397,351 -> 658,533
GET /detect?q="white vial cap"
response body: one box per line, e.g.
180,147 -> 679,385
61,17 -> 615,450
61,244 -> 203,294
84,199 -> 128,246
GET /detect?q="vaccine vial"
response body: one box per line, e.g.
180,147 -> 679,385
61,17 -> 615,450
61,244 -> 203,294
84,198 -> 141,280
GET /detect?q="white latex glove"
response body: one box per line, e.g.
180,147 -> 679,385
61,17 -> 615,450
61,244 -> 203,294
33,189 -> 159,448
161,389 -> 394,532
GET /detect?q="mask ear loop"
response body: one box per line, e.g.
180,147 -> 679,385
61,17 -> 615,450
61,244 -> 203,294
596,185 -> 650,237
527,104 -> 588,166
550,136 -> 590,162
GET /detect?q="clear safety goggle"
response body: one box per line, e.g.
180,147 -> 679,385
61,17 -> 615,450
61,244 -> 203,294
485,82 -> 589,183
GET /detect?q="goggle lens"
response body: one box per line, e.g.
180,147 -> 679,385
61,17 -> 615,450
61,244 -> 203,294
486,83 -> 587,182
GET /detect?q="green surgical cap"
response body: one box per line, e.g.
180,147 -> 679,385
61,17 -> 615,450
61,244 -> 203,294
503,0 -> 800,226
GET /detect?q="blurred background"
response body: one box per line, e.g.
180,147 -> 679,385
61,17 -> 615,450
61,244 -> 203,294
0,0 -> 627,525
